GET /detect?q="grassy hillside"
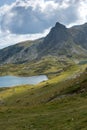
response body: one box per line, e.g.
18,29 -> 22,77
0,56 -> 74,78
0,64 -> 86,105
0,95 -> 87,130
0,64 -> 87,130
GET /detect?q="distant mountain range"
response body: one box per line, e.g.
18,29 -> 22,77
0,22 -> 87,64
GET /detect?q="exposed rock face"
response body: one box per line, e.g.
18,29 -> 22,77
44,22 -> 70,46
69,23 -> 87,49
38,22 -> 87,58
0,22 -> 87,64
38,22 -> 71,55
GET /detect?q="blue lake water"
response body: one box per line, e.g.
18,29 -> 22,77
0,75 -> 48,87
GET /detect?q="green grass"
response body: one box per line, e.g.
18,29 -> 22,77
0,64 -> 86,106
0,94 -> 87,130
0,64 -> 85,105
0,56 -> 74,78
0,63 -> 87,130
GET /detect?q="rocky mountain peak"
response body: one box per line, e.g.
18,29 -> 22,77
43,22 -> 70,47
55,22 -> 66,29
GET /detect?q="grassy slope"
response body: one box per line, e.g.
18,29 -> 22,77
0,56 -> 74,78
0,64 -> 84,104
0,95 -> 87,130
0,64 -> 87,130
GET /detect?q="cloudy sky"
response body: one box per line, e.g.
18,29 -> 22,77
0,0 -> 87,49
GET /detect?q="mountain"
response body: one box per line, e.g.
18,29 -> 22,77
38,22 -> 87,58
0,22 -> 87,64
69,23 -> 87,49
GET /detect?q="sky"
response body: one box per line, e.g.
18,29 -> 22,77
0,0 -> 87,49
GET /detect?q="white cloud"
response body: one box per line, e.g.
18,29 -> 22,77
77,0 -> 87,24
1,0 -> 86,34
0,0 -> 87,48
0,28 -> 50,49
0,0 -> 60,34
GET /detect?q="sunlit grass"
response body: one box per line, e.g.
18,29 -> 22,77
0,63 -> 87,130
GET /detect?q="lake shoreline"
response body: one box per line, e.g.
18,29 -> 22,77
0,75 -> 48,88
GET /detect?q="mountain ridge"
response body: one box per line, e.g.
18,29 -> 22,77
0,22 -> 87,64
